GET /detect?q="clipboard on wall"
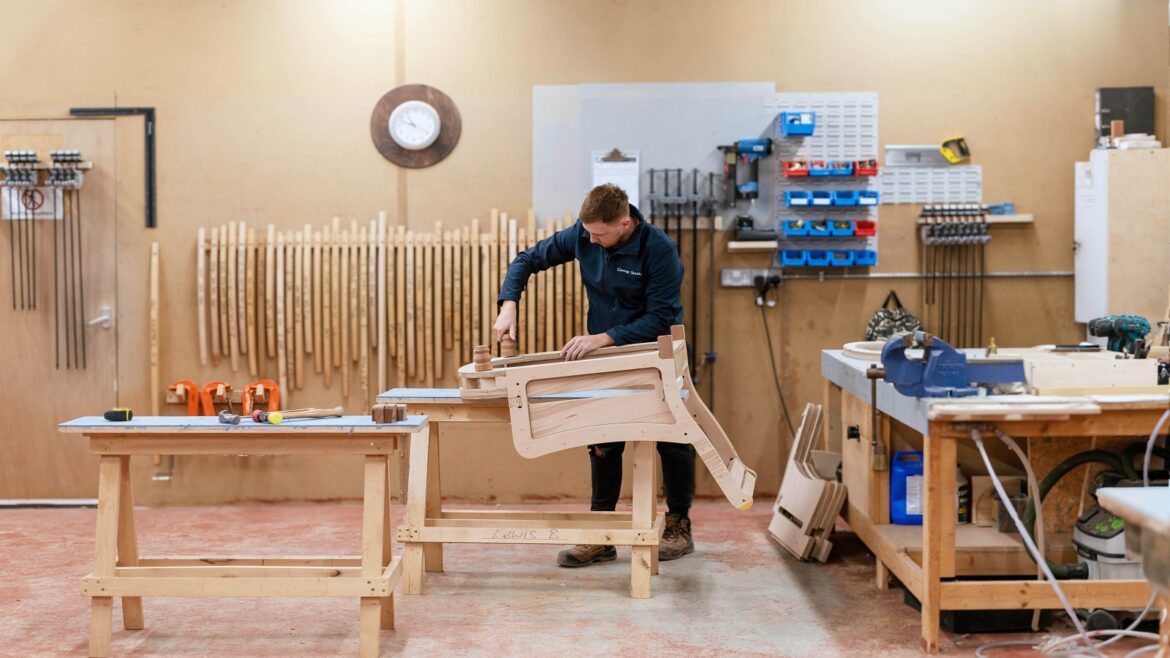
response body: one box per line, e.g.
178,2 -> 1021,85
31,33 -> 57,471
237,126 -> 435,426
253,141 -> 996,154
591,148 -> 640,201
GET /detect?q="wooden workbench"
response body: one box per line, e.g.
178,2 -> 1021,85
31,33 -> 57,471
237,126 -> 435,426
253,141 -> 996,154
821,350 -> 1160,654
59,415 -> 428,658
377,388 -> 664,599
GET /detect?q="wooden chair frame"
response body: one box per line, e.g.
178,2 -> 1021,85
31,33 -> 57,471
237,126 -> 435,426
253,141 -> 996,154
458,325 -> 756,509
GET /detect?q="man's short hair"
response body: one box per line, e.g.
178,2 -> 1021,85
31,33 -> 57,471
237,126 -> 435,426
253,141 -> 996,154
579,184 -> 630,225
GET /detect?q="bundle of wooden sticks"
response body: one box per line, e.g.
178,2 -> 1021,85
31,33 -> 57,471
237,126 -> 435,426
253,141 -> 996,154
194,209 -> 587,404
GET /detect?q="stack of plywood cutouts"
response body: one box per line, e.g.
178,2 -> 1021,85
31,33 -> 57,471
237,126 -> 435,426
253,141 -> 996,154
768,403 -> 847,563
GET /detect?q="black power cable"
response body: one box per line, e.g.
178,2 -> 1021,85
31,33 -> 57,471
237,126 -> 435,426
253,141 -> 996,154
755,276 -> 796,438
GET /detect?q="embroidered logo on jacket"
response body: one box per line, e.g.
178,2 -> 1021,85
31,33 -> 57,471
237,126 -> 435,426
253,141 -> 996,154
616,267 -> 642,277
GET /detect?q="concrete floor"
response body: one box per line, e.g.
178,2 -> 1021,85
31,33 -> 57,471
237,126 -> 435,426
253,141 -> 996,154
0,501 -> 1150,657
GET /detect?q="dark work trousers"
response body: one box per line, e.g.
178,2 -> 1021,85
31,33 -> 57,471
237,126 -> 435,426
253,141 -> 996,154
589,441 -> 695,518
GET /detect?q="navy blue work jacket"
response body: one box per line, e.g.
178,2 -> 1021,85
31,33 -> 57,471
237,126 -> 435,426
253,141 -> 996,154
498,204 -> 684,345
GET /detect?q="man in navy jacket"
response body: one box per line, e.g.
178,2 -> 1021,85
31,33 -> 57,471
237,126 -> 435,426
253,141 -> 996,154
495,183 -> 696,566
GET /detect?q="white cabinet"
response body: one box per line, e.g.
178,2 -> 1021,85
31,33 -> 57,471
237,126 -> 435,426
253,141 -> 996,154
1073,148 -> 1170,324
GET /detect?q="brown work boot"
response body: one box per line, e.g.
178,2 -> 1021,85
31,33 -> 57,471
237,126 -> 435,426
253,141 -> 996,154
659,514 -> 694,561
556,544 -> 616,568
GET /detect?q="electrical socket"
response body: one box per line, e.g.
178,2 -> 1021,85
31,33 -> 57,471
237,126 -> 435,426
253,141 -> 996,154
720,268 -> 782,288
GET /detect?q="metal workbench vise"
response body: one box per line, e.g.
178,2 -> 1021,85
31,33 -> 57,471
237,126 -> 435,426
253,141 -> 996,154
880,331 -> 1026,398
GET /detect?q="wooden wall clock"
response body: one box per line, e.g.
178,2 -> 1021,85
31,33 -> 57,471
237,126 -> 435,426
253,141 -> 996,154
370,84 -> 461,168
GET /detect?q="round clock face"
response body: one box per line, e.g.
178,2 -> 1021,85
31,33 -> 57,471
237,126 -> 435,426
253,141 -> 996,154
371,84 -> 461,167
388,100 -> 441,151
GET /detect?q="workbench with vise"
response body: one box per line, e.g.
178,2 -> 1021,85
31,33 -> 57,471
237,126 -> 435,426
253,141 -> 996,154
822,344 -> 1164,654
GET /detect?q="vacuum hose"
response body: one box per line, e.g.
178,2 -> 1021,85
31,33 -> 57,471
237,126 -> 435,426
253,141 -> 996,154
1021,450 -> 1126,579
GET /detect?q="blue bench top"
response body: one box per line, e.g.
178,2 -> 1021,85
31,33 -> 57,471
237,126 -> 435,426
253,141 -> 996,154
59,415 -> 427,433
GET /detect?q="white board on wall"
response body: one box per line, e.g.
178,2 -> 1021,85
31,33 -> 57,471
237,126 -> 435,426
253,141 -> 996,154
533,82 -> 777,220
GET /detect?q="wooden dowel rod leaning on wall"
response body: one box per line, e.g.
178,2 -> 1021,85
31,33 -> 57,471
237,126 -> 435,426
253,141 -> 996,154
237,222 -> 248,357
245,228 -> 258,376
209,227 -> 220,364
320,228 -> 331,383
395,225 -> 406,388
294,231 -> 305,390
358,225 -> 369,405
149,242 -> 160,416
196,228 -> 208,366
227,221 -> 239,371
340,228 -> 350,399
265,224 -> 276,357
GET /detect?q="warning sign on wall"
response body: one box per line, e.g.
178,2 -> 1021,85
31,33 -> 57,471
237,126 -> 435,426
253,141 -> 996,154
1,187 -> 64,221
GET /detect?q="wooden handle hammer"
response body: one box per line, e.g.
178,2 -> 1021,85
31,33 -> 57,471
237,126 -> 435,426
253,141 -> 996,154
260,405 -> 344,425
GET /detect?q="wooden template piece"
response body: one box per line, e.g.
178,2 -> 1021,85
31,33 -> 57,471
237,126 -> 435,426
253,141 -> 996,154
322,226 -> 334,387
226,221 -> 239,370
405,231 -> 415,380
246,228 -> 258,376
302,223 -> 313,356
149,242 -> 160,416
196,227 -> 208,366
312,230 -> 323,373
294,231 -> 305,390
237,222 -> 248,356
208,226 -> 221,363
359,225 -> 369,406
266,224 -> 276,357
331,218 -> 341,366
275,232 -> 287,397
341,230 -> 351,398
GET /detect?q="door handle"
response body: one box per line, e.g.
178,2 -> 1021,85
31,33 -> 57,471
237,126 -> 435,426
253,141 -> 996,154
87,305 -> 113,330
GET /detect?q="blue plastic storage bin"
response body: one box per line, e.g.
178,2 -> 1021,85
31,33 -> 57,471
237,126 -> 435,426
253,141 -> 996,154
853,249 -> 878,266
810,191 -> 833,206
782,220 -> 809,237
808,160 -> 830,177
831,190 -> 860,206
780,250 -> 807,267
805,250 -> 831,267
784,191 -> 811,206
828,161 -> 854,176
830,251 -> 854,267
829,220 -> 854,237
807,220 -> 831,237
779,112 -> 816,136
859,190 -> 880,206
890,451 -> 925,525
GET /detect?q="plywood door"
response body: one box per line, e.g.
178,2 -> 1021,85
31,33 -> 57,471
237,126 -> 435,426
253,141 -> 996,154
0,119 -> 118,497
